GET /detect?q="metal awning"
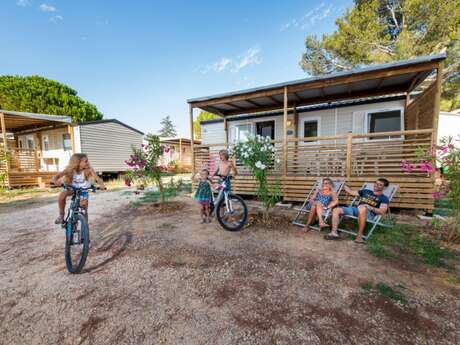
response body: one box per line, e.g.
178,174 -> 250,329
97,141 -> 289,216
0,109 -> 72,133
187,53 -> 446,116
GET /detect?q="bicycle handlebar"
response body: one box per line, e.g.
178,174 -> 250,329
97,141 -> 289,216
63,184 -> 96,192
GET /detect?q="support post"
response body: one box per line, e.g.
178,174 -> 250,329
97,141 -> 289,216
0,112 -> 10,188
179,138 -> 182,163
224,117 -> 228,148
293,103 -> 298,174
189,105 -> 195,174
67,125 -> 75,154
283,86 -> 288,176
432,62 -> 443,146
346,132 -> 353,178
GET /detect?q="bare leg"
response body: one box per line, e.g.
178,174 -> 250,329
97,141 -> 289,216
305,203 -> 318,230
204,204 -> 210,222
55,190 -> 72,223
80,199 -> 89,223
200,205 -> 206,223
356,206 -> 367,243
317,205 -> 328,227
329,207 -> 344,237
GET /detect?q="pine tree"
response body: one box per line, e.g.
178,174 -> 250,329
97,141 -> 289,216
299,0 -> 460,111
158,116 -> 177,137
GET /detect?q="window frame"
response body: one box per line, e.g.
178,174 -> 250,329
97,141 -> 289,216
365,107 -> 404,141
62,133 -> 72,151
300,116 -> 321,144
229,123 -> 253,143
42,135 -> 49,151
26,135 -> 35,150
255,120 -> 275,140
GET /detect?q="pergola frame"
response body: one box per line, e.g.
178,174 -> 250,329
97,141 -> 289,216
0,110 -> 72,188
187,53 -> 445,177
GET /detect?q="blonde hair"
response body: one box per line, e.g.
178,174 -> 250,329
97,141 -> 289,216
62,153 -> 96,184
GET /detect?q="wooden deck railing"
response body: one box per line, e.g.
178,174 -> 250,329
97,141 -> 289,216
0,148 -> 40,173
193,129 -> 434,178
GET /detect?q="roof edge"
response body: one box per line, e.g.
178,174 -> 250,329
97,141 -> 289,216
77,119 -> 144,135
187,53 -> 446,104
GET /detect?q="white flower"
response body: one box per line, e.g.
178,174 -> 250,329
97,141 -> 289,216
261,146 -> 266,152
260,163 -> 266,170
276,159 -> 280,164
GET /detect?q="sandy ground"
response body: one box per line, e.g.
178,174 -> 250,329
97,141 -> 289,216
1,190 -> 459,345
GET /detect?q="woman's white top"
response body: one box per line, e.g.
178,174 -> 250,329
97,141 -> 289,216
72,171 -> 91,189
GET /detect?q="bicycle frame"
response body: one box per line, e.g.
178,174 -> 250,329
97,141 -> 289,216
213,180 -> 233,213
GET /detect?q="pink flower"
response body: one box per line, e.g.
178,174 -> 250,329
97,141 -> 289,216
419,161 -> 436,174
124,178 -> 132,187
400,160 -> 415,173
432,191 -> 446,200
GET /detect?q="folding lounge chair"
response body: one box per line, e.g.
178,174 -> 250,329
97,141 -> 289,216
292,179 -> 345,229
337,183 -> 399,241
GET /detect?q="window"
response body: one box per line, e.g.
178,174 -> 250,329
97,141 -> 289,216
62,133 -> 72,151
303,120 -> 318,142
367,110 -> 402,139
18,139 -> 24,149
256,121 -> 275,140
26,136 -> 35,149
230,124 -> 252,143
43,135 -> 49,151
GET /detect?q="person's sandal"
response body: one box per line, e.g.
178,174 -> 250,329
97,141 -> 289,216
324,233 -> 340,240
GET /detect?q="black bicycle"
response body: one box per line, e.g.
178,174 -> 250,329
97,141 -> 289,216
61,184 -> 95,274
212,177 -> 248,231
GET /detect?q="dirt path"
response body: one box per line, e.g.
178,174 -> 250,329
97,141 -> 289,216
1,191 -> 459,345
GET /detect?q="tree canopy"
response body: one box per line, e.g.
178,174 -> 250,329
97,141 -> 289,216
300,0 -> 460,111
0,75 -> 103,122
193,111 -> 220,139
158,116 -> 177,137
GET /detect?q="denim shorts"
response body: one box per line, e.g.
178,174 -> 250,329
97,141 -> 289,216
341,206 -> 376,220
63,188 -> 89,200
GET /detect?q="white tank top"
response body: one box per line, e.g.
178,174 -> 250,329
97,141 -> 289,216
72,171 -> 91,188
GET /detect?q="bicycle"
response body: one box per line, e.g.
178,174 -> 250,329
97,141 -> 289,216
61,184 -> 95,274
212,176 -> 248,231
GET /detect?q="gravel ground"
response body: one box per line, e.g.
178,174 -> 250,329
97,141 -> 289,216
1,190 -> 459,345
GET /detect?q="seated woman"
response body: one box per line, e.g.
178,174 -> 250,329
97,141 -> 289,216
305,178 -> 338,230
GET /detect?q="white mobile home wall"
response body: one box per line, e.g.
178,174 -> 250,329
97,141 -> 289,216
200,99 -> 406,145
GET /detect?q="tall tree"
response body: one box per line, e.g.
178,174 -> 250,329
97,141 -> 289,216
0,75 -> 103,121
193,111 -> 220,139
300,0 -> 460,111
158,116 -> 177,137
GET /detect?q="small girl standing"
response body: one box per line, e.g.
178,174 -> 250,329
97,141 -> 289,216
193,169 -> 213,223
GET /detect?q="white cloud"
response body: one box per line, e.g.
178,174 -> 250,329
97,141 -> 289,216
231,46 -> 261,73
281,2 -> 333,31
200,45 -> 261,74
16,0 -> 31,7
39,3 -> 56,12
50,15 -> 63,22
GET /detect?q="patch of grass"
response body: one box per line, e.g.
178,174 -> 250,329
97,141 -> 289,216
158,222 -> 177,230
376,282 -> 407,303
367,224 -> 455,267
361,281 -> 407,303
360,281 -> 373,291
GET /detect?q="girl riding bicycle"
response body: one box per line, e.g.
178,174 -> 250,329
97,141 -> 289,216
52,153 -> 106,224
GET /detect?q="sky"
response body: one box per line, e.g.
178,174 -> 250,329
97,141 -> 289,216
1,0 -> 354,137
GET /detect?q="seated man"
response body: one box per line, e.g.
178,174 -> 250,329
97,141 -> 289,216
325,178 -> 390,243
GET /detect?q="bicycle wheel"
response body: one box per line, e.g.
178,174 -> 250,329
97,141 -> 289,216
216,194 -> 248,231
65,213 -> 89,274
